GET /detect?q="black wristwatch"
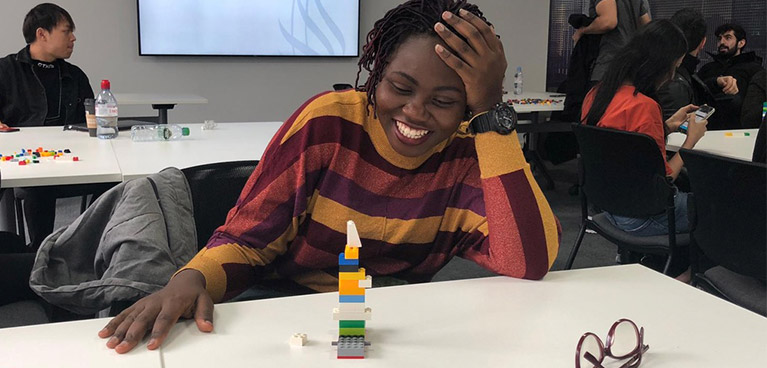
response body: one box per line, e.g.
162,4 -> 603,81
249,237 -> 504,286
468,101 -> 518,135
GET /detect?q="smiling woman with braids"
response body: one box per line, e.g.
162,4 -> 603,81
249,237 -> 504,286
99,0 -> 560,353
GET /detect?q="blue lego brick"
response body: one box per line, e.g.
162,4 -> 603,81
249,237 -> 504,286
339,295 -> 365,303
339,253 -> 359,266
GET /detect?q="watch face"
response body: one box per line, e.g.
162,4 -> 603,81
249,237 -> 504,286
494,103 -> 518,134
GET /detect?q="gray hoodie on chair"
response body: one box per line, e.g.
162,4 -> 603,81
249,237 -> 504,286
29,167 -> 198,315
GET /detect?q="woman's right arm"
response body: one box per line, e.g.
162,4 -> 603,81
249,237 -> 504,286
665,105 -> 708,180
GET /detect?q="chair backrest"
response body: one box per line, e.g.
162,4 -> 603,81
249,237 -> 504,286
572,124 -> 672,217
680,149 -> 766,281
182,160 -> 258,250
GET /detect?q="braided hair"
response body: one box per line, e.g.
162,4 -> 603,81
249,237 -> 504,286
355,0 -> 490,115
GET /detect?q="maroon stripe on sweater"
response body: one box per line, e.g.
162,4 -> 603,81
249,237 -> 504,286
499,171 -> 548,279
318,169 -> 485,219
221,262 -> 262,301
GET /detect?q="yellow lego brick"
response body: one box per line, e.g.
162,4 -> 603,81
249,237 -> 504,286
339,279 -> 365,295
339,269 -> 366,280
344,245 -> 359,259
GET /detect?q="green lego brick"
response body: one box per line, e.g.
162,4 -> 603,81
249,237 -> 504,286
339,320 -> 366,328
339,327 -> 366,336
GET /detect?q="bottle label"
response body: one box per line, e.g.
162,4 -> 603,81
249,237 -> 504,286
96,106 -> 118,117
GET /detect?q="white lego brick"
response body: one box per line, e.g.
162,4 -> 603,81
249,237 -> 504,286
289,333 -> 307,347
337,302 -> 367,313
358,275 -> 372,289
333,307 -> 372,321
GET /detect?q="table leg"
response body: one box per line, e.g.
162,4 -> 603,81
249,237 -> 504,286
521,112 -> 556,190
151,104 -> 176,124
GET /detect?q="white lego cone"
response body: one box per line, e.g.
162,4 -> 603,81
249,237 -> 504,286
347,220 -> 361,248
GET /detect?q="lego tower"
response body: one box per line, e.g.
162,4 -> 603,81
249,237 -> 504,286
331,220 -> 372,359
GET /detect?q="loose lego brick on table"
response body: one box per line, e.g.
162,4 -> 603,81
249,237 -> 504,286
289,333 -> 307,347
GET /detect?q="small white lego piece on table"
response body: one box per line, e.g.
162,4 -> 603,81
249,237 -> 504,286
289,333 -> 307,347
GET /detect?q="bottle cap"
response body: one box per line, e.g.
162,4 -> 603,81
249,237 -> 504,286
181,127 -> 190,136
101,80 -> 111,90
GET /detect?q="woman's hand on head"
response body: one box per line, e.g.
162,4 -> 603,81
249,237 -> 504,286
97,269 -> 214,354
665,104 -> 698,132
433,9 -> 507,115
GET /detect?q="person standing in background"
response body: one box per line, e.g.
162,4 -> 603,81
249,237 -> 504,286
572,0 -> 652,84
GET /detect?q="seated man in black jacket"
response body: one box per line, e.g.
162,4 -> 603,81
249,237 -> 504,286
657,8 -> 707,121
697,23 -> 765,130
0,4 -> 95,249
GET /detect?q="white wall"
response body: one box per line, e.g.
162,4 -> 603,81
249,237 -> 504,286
0,0 -> 549,123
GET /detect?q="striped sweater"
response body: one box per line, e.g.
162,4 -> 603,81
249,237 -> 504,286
180,90 -> 560,302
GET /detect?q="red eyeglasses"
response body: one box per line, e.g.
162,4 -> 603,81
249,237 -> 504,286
575,319 -> 649,368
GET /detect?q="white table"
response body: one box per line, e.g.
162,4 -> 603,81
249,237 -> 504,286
667,129 -> 758,162
0,127 -> 122,188
113,93 -> 208,124
5,265 -> 763,367
112,122 -> 282,181
0,122 -> 282,187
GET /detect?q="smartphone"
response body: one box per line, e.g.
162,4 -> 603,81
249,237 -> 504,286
0,126 -> 20,133
679,105 -> 716,134
694,104 -> 716,122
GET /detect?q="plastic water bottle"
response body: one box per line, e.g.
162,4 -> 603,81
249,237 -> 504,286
513,66 -> 523,95
95,79 -> 118,139
130,124 -> 191,141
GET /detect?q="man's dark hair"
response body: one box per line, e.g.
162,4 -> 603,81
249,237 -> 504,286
715,23 -> 747,43
355,0 -> 490,114
670,8 -> 706,53
22,3 -> 75,44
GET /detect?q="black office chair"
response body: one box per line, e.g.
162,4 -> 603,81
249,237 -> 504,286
0,172 -> 51,327
182,160 -> 259,250
565,124 -> 690,274
681,149 -> 766,316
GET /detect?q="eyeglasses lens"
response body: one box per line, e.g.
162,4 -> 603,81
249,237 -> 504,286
579,334 -> 604,368
610,320 -> 639,358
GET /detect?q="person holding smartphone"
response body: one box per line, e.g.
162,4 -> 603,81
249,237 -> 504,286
581,20 -> 707,250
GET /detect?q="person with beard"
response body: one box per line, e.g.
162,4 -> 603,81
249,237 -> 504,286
656,8 -> 707,121
697,23 -> 765,130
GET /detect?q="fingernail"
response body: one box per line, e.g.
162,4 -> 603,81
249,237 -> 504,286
435,23 -> 445,31
443,11 -> 452,19
459,9 -> 468,16
108,337 -> 119,345
117,341 -> 129,348
148,338 -> 157,347
435,44 -> 445,53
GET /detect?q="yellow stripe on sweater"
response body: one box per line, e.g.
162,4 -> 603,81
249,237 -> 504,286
280,90 -> 367,145
474,132 -> 527,178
